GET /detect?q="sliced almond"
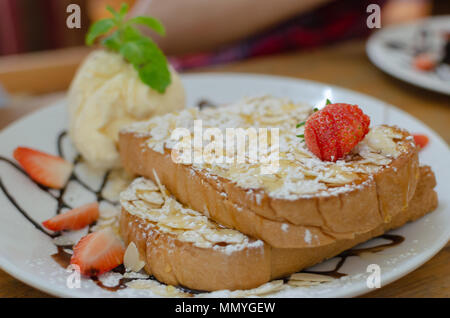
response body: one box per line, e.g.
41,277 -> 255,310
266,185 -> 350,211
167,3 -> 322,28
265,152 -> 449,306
289,272 -> 334,282
287,280 -> 321,287
126,279 -> 188,297
136,190 -> 164,208
238,280 -> 284,296
124,242 -> 146,272
99,201 -> 120,219
53,227 -> 89,246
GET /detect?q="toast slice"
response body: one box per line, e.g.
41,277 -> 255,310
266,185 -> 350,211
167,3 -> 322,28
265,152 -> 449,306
119,166 -> 437,291
119,96 -> 420,248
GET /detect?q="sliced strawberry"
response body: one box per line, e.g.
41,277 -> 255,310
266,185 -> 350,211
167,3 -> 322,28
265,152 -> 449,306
304,103 -> 370,161
413,53 -> 436,71
413,134 -> 429,149
42,202 -> 99,231
13,147 -> 73,189
305,111 -> 338,160
71,229 -> 125,277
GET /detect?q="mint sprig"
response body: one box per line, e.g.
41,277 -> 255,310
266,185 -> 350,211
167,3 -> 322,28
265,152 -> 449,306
85,3 -> 171,94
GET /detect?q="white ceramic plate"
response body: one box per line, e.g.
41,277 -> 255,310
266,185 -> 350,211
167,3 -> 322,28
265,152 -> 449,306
0,73 -> 449,298
367,15 -> 450,95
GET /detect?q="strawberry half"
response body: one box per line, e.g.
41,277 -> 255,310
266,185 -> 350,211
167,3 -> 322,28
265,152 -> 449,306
71,229 -> 125,277
304,103 -> 370,161
413,53 -> 436,71
413,134 -> 429,149
13,147 -> 73,189
42,202 -> 99,231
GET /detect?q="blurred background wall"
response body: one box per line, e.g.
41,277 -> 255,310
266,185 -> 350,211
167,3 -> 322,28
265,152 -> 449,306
0,0 -> 135,56
0,0 -> 448,57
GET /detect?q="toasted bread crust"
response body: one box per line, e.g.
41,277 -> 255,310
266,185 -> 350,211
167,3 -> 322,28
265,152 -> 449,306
119,128 -> 419,248
119,166 -> 437,291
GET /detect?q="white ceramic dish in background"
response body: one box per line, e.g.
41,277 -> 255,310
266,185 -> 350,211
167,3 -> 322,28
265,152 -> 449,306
0,73 -> 448,298
367,15 -> 450,95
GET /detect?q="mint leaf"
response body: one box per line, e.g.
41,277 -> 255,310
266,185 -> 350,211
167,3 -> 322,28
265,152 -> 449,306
85,2 -> 171,93
296,122 -> 305,128
86,18 -> 116,46
120,38 -> 171,93
102,32 -> 121,51
326,99 -> 332,105
127,16 -> 166,36
118,3 -> 129,17
120,39 -> 150,65
106,5 -> 120,20
106,3 -> 128,24
139,60 -> 171,94
121,25 -> 144,42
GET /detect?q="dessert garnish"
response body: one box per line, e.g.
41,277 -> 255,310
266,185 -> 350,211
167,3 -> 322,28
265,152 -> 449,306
71,228 -> 125,276
296,99 -> 331,138
412,133 -> 429,149
86,3 -> 170,93
42,202 -> 99,232
13,147 -> 73,189
301,102 -> 370,162
413,53 -> 437,71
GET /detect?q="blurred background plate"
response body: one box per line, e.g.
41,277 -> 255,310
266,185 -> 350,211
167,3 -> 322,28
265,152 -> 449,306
367,15 -> 450,95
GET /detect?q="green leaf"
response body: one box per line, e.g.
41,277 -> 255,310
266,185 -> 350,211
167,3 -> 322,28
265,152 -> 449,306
326,99 -> 332,105
296,134 -> 305,138
106,5 -> 121,22
120,40 -> 148,65
85,3 -> 171,92
296,122 -> 305,128
313,107 -> 319,112
127,16 -> 165,36
121,25 -> 144,42
120,38 -> 171,93
102,32 -> 121,51
86,18 -> 116,46
139,61 -> 171,94
119,3 -> 129,17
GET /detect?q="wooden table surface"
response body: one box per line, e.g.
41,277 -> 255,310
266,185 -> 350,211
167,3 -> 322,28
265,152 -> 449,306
0,40 -> 448,297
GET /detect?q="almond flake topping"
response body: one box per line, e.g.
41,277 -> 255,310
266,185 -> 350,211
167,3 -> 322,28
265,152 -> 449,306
120,177 -> 264,252
124,96 -> 412,200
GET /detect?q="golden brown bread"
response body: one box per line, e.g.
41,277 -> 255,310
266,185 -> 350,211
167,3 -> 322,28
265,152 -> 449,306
119,166 -> 437,291
119,126 -> 419,248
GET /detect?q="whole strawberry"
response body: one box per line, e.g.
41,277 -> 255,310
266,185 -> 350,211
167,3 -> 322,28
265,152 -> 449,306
303,103 -> 370,162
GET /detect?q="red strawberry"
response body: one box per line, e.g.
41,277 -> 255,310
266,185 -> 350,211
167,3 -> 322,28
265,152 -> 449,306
13,147 -> 73,189
42,202 -> 99,231
413,53 -> 436,71
413,134 -> 429,149
71,229 -> 125,277
304,103 -> 370,161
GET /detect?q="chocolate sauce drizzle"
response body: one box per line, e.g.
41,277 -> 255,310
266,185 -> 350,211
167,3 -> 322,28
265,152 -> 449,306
197,99 -> 216,110
0,129 -> 405,295
0,132 -> 113,235
303,234 -> 405,279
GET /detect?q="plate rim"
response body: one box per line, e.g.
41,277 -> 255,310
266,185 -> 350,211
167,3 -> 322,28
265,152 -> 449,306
0,72 -> 448,298
366,15 -> 450,95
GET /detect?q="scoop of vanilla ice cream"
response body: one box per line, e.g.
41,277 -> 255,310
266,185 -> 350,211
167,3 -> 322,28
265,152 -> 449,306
68,50 -> 185,169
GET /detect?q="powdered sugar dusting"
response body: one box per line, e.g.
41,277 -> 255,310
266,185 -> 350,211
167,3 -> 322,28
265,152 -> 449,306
120,177 -> 264,253
123,96 -> 412,200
